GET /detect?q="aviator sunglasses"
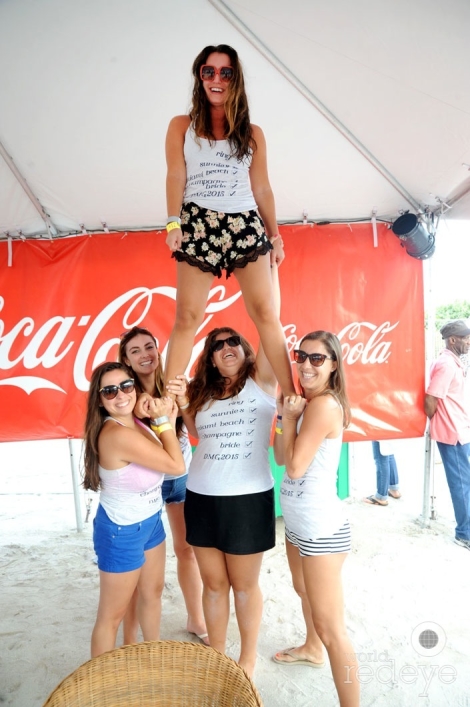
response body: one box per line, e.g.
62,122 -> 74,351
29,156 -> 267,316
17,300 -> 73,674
99,379 -> 135,400
200,65 -> 234,82
293,350 -> 335,367
210,335 -> 242,353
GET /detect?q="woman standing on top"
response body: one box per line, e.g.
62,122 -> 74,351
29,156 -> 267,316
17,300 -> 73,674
164,43 -> 295,399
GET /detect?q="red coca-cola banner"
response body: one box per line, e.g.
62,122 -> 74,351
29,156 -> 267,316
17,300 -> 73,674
0,224 -> 426,442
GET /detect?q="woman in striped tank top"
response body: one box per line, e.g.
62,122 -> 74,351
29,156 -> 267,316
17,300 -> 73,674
273,331 -> 360,707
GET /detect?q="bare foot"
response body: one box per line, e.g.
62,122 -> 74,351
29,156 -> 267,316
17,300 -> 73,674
388,490 -> 402,499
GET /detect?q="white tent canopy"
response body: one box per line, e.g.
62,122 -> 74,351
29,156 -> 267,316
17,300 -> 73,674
1,0 -> 470,240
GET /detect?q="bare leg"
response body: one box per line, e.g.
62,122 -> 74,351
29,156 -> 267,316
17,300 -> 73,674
234,255 -> 295,398
165,502 -> 208,641
91,568 -> 141,657
193,546 -> 231,653
136,542 -> 166,641
165,262 -> 214,384
274,537 -> 324,664
122,588 -> 139,645
303,553 -> 360,707
225,552 -> 264,677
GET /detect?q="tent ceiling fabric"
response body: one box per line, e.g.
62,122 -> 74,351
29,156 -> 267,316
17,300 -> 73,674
1,0 -> 470,239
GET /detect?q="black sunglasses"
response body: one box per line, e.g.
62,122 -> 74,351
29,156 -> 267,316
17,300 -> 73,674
99,379 -> 135,400
293,350 -> 334,367
210,335 -> 242,353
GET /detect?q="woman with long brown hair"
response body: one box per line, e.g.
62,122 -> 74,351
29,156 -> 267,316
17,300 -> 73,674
83,361 -> 185,657
272,331 -> 359,706
164,43 -> 295,400
117,326 -> 208,644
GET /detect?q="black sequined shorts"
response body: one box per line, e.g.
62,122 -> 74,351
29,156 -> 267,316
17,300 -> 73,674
172,201 -> 273,278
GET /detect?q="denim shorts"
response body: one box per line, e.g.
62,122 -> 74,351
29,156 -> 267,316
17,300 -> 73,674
93,504 -> 166,573
162,473 -> 188,505
173,202 -> 272,279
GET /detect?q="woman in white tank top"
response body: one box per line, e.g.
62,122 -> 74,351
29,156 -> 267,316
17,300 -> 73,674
272,331 -> 360,707
163,43 -> 295,401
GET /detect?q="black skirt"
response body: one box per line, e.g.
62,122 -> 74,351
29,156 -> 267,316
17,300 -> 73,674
184,487 -> 275,555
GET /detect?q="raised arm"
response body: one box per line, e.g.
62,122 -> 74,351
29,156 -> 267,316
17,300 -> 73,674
282,395 -> 342,479
166,374 -> 199,439
99,397 -> 185,476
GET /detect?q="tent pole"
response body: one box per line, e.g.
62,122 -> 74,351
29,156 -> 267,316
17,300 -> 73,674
210,0 -> 421,212
68,439 -> 84,533
0,140 -> 58,238
420,255 -> 436,527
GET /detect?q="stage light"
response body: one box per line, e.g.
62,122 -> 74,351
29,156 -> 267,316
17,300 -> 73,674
392,213 -> 435,260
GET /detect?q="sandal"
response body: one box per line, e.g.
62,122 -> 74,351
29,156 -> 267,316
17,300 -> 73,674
363,495 -> 388,506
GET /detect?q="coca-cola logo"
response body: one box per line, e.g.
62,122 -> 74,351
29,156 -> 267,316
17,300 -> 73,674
286,321 -> 397,364
0,289 -> 398,394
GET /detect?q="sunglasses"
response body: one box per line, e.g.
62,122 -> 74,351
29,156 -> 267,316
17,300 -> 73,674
210,335 -> 242,353
200,65 -> 234,82
99,379 -> 135,400
293,350 -> 335,367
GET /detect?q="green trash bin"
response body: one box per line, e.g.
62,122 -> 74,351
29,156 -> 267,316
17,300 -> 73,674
270,443 -> 349,517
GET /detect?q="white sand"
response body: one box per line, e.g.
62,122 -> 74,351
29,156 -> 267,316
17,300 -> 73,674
1,438 -> 469,707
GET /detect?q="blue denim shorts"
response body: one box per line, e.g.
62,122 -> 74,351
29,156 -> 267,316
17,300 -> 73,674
93,504 -> 166,573
162,473 -> 188,505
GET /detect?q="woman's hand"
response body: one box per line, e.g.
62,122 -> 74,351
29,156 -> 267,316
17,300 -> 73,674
283,394 -> 307,420
270,235 -> 285,266
134,392 -> 153,419
148,396 -> 175,421
166,375 -> 189,411
166,227 -> 182,252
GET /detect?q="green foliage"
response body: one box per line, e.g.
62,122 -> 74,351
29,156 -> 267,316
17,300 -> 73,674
435,300 -> 470,331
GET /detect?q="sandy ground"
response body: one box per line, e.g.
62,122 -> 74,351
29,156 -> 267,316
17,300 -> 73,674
1,437 -> 469,707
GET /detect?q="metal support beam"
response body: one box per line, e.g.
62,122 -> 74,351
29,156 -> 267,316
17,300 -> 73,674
0,140 -> 58,238
68,439 -> 84,532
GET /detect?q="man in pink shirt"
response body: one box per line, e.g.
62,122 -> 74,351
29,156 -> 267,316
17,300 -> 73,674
425,319 -> 470,550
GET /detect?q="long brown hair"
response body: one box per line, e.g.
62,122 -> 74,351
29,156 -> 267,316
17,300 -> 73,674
190,44 -> 256,160
118,326 -> 165,397
83,362 -> 132,492
118,326 -> 184,437
299,331 -> 351,428
187,327 -> 256,414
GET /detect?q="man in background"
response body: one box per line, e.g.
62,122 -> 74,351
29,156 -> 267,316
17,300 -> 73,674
425,319 -> 470,550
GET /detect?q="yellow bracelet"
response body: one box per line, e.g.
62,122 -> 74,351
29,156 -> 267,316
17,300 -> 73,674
166,221 -> 181,233
157,423 -> 173,434
150,423 -> 159,432
275,427 -> 283,435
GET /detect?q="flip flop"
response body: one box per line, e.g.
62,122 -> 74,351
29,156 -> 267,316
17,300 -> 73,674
388,491 -> 402,499
188,631 -> 210,646
363,495 -> 388,506
272,648 -> 325,668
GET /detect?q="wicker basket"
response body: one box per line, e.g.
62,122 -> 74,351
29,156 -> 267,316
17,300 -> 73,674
42,640 -> 264,706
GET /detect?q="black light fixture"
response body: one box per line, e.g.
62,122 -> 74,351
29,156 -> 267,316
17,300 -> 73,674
392,213 -> 435,260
